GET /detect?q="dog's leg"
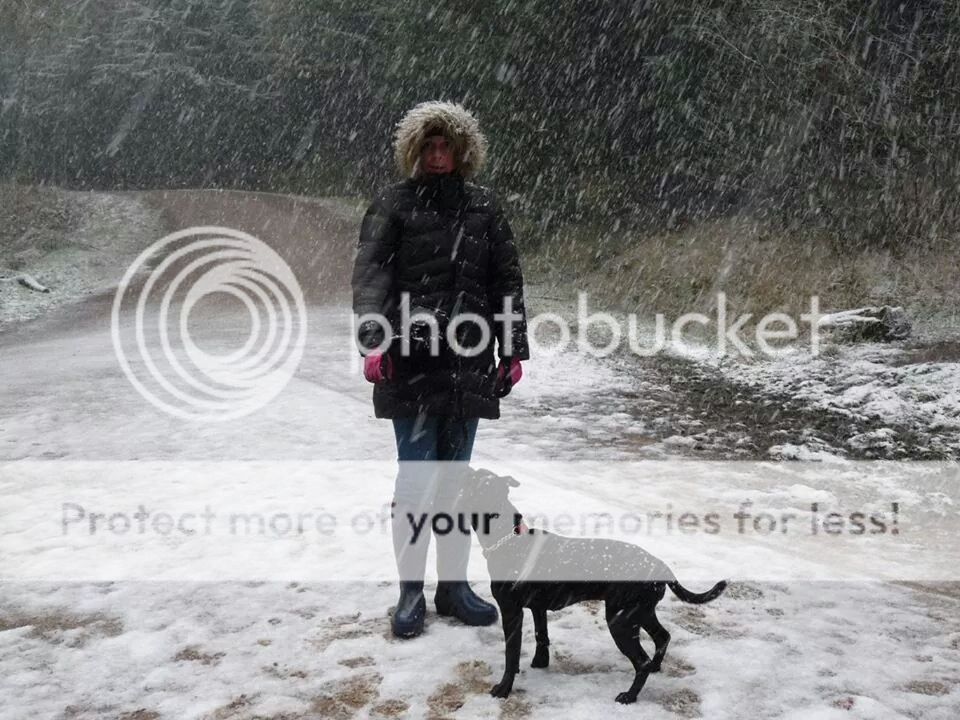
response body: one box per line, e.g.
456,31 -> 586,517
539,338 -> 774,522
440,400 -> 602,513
531,607 -> 550,668
491,602 -> 523,699
640,609 -> 670,673
605,605 -> 652,704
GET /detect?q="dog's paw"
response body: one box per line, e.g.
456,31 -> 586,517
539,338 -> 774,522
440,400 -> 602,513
490,680 -> 514,698
615,691 -> 638,704
531,651 -> 549,669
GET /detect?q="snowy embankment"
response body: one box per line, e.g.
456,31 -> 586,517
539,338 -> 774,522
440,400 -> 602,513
2,191 -> 959,719
517,283 -> 960,460
0,191 -> 164,331
712,343 -> 960,460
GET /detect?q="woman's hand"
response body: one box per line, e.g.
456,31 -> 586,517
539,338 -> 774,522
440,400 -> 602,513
357,319 -> 386,351
494,357 -> 523,397
363,352 -> 394,384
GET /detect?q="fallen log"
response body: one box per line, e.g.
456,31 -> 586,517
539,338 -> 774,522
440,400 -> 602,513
0,270 -> 51,293
16,273 -> 50,293
818,305 -> 911,342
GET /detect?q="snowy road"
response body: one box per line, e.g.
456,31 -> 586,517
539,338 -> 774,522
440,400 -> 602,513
1,191 -> 958,719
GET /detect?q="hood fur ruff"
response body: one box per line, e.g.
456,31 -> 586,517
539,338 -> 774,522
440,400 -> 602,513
393,101 -> 488,179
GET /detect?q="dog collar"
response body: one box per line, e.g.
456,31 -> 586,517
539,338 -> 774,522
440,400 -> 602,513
482,523 -> 528,558
482,531 -> 515,557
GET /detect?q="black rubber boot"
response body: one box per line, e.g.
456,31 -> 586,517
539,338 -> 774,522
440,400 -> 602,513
391,497 -> 431,639
392,581 -> 426,638
434,581 -> 498,626
431,464 -> 496,626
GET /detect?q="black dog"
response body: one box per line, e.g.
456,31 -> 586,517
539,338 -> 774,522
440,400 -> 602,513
457,467 -> 727,704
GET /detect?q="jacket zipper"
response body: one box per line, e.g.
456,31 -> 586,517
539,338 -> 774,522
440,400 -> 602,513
449,209 -> 466,419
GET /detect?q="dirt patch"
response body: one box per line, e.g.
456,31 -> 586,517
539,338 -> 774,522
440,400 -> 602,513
174,645 -> 226,666
311,673 -> 383,719
901,679 -> 952,696
551,650 -> 617,676
658,687 -> 702,718
370,699 -> 410,717
832,696 -> 856,710
263,665 -> 308,680
663,656 -> 697,678
423,659 -> 531,720
427,660 -> 492,718
63,705 -> 122,718
723,582 -> 765,601
208,694 -> 253,720
311,613 -> 393,651
117,711 -> 161,720
669,605 -> 743,639
292,606 -> 319,620
759,632 -> 791,648
339,656 -> 375,669
498,696 -> 533,719
670,606 -> 707,635
580,600 -> 602,616
326,612 -> 362,624
0,608 -> 123,647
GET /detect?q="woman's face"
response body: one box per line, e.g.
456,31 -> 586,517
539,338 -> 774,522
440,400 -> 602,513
420,134 -> 456,174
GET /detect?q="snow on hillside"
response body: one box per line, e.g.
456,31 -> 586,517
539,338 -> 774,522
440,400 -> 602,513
0,190 -> 164,330
721,343 -> 960,459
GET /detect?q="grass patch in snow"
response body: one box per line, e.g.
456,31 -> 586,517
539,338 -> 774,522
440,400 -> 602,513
522,213 -> 960,340
0,607 -> 123,646
0,182 -> 76,270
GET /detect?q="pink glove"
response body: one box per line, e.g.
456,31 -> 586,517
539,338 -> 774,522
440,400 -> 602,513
363,353 -> 393,383
495,357 -> 523,397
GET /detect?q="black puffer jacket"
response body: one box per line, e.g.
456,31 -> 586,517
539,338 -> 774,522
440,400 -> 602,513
352,170 -> 530,419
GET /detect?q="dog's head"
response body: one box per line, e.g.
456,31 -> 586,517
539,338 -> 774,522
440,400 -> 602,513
456,467 -> 526,549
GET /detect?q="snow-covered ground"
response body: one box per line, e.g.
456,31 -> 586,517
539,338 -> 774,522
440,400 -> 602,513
720,343 -> 960,459
1,191 -> 959,719
551,296 -> 960,461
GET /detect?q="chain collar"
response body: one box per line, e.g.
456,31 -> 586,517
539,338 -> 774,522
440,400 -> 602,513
481,524 -> 527,558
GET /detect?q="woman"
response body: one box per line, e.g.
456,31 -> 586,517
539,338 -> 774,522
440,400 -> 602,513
351,101 -> 530,638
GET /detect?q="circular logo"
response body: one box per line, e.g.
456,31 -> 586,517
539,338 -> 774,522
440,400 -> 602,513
111,226 -> 307,421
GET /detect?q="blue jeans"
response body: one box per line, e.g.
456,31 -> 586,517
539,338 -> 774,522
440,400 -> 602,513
392,415 -> 478,468
390,415 -> 479,582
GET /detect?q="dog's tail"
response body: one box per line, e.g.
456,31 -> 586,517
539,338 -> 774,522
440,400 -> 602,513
667,580 -> 727,604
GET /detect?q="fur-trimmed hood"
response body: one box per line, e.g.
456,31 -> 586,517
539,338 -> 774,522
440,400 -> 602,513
393,101 -> 488,179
